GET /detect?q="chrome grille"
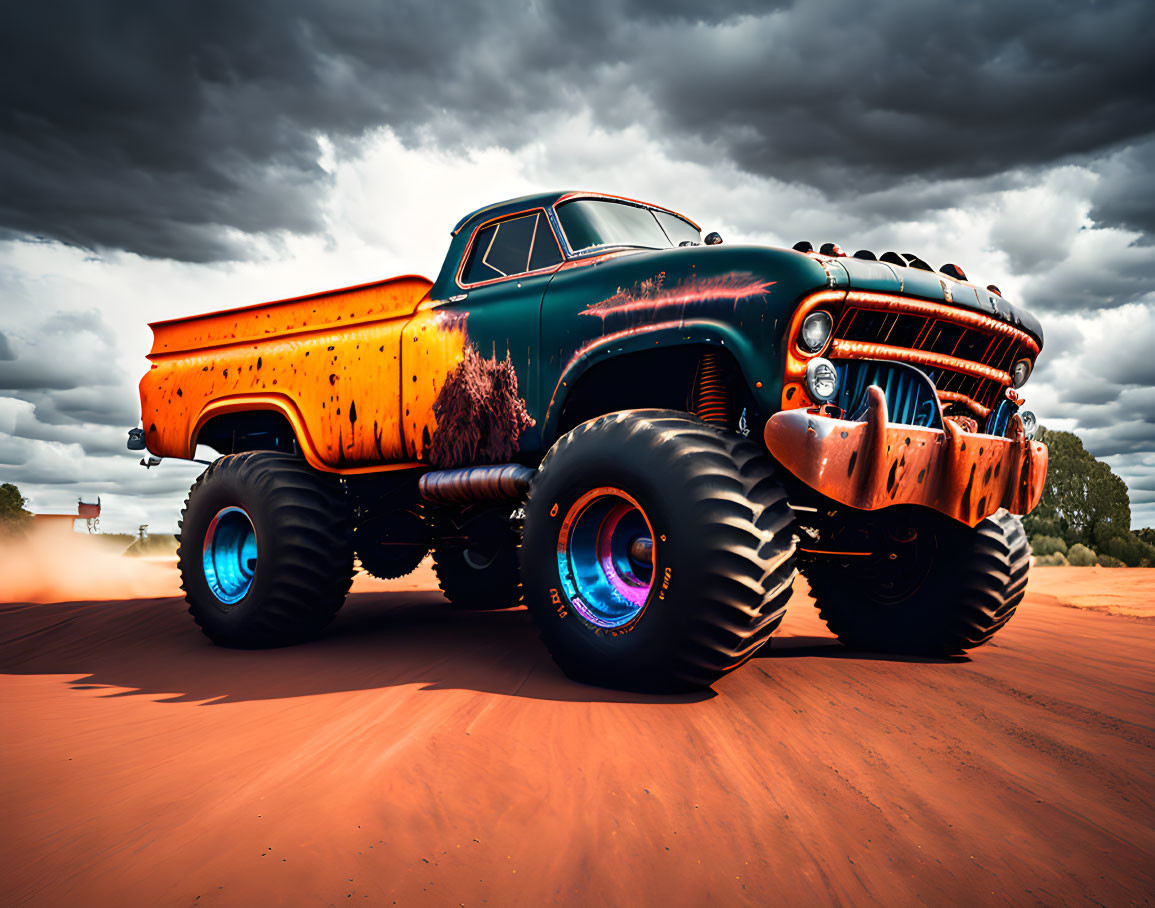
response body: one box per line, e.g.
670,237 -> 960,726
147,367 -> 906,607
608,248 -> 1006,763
831,297 -> 1035,416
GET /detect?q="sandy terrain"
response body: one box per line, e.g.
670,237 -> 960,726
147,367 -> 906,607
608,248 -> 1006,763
1,559 -> 1152,906
1028,565 -> 1155,618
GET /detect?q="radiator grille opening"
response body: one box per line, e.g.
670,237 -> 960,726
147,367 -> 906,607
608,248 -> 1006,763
832,302 -> 1032,416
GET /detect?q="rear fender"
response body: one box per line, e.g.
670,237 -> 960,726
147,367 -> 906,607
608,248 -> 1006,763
190,395 -> 421,476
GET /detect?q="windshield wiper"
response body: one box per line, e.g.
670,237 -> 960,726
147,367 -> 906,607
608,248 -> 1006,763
572,243 -> 665,255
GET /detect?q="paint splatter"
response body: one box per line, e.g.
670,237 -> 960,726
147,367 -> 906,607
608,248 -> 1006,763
429,347 -> 534,469
581,271 -> 774,320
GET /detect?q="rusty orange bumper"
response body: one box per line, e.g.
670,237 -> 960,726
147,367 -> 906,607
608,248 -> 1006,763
764,386 -> 1048,526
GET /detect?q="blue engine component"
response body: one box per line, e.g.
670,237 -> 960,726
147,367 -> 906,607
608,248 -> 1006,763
984,397 -> 1026,438
835,360 -> 943,430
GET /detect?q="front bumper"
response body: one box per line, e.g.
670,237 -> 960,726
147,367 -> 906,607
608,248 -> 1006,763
763,386 -> 1048,527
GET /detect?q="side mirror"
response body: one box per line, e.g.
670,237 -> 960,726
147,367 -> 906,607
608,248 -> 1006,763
704,232 -> 723,245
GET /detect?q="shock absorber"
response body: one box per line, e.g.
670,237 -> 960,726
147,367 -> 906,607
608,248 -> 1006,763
695,348 -> 729,426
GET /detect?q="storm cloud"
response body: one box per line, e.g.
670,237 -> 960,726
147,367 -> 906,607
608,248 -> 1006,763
3,0 -> 1154,262
1,0 -> 1153,529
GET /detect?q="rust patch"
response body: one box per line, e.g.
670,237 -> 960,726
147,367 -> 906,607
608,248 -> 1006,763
763,387 -> 1048,526
945,413 -> 980,434
428,347 -> 535,469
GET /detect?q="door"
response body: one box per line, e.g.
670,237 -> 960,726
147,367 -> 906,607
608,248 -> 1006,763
401,208 -> 563,463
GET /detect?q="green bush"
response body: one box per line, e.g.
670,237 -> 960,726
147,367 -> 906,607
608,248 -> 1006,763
1067,543 -> 1097,566
1104,533 -> 1155,567
1035,552 -> 1069,566
1030,535 -> 1068,557
1023,513 -> 1061,539
1097,553 -> 1125,567
0,482 -> 32,535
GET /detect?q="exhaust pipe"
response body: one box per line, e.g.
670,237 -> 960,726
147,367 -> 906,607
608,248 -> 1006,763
418,464 -> 536,505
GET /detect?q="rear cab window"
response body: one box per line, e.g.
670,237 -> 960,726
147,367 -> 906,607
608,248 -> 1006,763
460,211 -> 562,286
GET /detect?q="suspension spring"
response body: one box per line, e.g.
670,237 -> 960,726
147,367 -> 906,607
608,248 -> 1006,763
695,348 -> 729,426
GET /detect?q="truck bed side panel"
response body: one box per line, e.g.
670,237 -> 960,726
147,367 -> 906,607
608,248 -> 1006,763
148,276 -> 432,356
141,276 -> 431,468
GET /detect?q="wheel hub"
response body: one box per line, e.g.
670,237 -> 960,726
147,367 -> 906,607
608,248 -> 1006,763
869,519 -> 936,604
462,546 -> 497,570
203,506 -> 257,604
557,488 -> 655,628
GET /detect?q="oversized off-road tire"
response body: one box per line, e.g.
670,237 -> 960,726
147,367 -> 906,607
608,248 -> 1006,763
521,409 -> 797,692
178,452 -> 354,647
805,509 -> 1030,655
431,508 -> 522,610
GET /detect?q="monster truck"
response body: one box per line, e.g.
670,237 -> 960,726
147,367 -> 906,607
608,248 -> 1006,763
132,191 -> 1047,691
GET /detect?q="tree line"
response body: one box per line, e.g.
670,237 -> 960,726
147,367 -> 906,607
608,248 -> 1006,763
1024,427 -> 1154,567
0,482 -> 31,534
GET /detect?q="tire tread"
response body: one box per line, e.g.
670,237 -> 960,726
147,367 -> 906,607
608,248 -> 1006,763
178,452 -> 353,647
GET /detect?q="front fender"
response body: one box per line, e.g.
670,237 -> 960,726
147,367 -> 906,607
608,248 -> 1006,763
540,320 -> 774,443
537,244 -> 835,446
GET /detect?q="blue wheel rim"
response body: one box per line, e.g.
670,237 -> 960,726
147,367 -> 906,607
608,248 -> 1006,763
203,506 -> 257,604
557,488 -> 654,629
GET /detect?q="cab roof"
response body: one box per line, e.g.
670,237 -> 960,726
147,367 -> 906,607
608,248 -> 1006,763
450,191 -> 700,236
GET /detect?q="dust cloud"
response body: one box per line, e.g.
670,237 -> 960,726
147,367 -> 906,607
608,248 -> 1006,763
0,528 -> 182,603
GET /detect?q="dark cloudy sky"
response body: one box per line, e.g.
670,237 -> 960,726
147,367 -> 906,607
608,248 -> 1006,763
2,0 -> 1154,532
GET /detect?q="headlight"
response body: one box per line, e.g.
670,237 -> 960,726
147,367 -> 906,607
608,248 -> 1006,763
1020,409 -> 1037,439
799,310 -> 833,353
1011,358 -> 1032,388
805,357 -> 838,402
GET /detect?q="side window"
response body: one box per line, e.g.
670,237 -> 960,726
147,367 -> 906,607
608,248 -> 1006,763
461,212 -> 562,285
528,215 -> 563,271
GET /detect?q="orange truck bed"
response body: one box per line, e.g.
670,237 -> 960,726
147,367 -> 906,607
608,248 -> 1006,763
139,274 -> 467,472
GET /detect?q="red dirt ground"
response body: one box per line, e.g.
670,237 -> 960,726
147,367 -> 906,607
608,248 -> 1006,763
1,564 -> 1152,905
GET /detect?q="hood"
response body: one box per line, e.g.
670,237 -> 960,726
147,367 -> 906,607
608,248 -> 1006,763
825,254 -> 1044,348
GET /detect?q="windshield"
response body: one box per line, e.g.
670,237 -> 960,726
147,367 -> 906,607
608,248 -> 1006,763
556,199 -> 700,252
653,210 -> 701,246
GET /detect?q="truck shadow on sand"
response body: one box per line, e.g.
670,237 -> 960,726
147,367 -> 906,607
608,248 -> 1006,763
760,635 -> 967,664
0,592 -> 960,706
